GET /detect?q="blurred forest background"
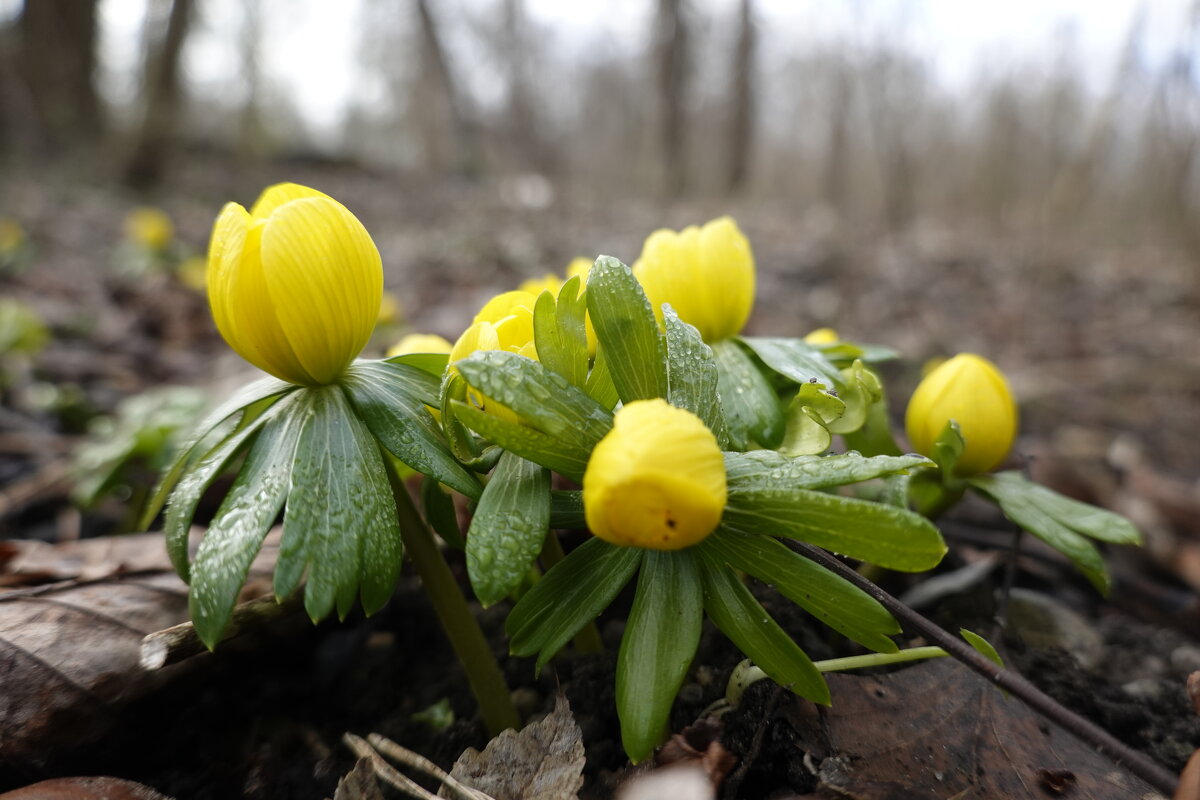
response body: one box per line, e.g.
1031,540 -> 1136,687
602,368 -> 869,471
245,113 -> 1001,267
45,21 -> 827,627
1,0 -> 1199,540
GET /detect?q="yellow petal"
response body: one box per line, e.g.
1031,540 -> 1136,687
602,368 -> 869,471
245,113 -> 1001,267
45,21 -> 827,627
904,353 -> 1018,475
584,399 -> 726,550
451,321 -> 501,364
474,290 -> 538,325
388,333 -> 453,357
518,273 -> 563,298
206,202 -> 315,384
124,207 -> 174,250
259,196 -> 382,384
249,183 -> 330,220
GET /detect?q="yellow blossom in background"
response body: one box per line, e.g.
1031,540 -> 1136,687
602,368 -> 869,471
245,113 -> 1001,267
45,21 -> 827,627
387,333 -> 453,357
584,399 -> 726,550
377,291 -> 403,325
804,327 -> 839,345
0,218 -> 25,254
207,182 -> 382,386
124,207 -> 174,251
632,217 -> 755,343
518,272 -> 564,298
177,255 -> 208,291
905,353 -> 1018,475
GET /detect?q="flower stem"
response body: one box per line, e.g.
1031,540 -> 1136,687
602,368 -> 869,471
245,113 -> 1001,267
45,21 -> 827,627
789,541 -> 1180,797
814,646 -> 948,673
383,454 -> 520,737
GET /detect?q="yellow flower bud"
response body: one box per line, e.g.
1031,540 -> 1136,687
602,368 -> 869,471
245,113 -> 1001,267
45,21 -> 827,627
176,255 -> 208,291
377,290 -> 403,325
584,399 -> 726,550
0,218 -> 26,254
905,353 -> 1018,475
387,333 -> 453,357
804,327 -> 839,345
124,207 -> 174,251
206,183 -> 382,386
450,291 -> 539,421
632,217 -> 755,342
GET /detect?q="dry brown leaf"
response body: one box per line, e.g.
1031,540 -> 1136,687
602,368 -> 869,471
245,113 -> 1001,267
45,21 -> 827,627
442,693 -> 584,800
0,530 -> 278,768
789,658 -> 1169,799
333,757 -> 386,800
1175,750 -> 1200,800
0,776 -> 172,800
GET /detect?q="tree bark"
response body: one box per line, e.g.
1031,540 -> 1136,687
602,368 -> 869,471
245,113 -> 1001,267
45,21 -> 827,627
656,0 -> 689,197
725,0 -> 756,194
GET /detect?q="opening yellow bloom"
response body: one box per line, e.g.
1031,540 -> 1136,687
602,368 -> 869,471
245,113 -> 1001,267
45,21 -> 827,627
124,207 -> 174,251
583,399 -> 726,550
449,291 -> 539,421
905,353 -> 1018,475
207,183 -> 382,386
632,217 -> 755,342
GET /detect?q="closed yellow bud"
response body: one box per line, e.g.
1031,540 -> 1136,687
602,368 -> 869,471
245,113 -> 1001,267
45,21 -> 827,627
387,333 -> 453,357
804,327 -> 839,345
207,183 -> 382,386
584,399 -> 726,550
905,353 -> 1018,475
124,207 -> 174,251
632,217 -> 755,342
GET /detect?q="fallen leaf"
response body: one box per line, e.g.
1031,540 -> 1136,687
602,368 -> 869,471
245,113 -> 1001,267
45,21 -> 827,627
442,693 -> 584,800
332,757 -> 385,800
0,776 -> 172,800
0,530 -> 278,768
786,659 -> 1169,799
617,765 -> 713,800
656,718 -> 738,788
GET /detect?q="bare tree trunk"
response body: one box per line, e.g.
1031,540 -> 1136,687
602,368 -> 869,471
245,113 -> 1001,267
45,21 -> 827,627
822,63 -> 852,216
656,0 -> 689,197
14,0 -> 102,151
415,0 -> 481,178
124,0 -> 194,189
236,0 -> 267,161
724,0 -> 756,194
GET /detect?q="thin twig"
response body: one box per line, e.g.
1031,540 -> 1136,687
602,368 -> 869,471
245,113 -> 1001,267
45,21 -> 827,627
368,734 -> 492,800
789,541 -> 1180,797
139,593 -> 301,669
342,733 -> 441,800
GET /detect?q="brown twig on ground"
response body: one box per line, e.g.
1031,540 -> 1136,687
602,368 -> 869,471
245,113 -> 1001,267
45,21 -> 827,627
139,593 -> 300,669
790,541 -> 1181,797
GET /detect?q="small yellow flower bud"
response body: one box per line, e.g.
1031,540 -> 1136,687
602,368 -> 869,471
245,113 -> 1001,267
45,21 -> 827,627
377,291 -> 403,325
804,327 -> 839,345
632,217 -> 755,342
387,333 -> 453,357
905,353 -> 1018,475
584,399 -> 726,550
124,207 -> 174,251
206,183 -> 382,386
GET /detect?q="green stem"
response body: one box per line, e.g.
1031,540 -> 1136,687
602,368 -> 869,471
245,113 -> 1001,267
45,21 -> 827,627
540,532 -> 603,654
383,455 -> 520,737
814,646 -> 947,673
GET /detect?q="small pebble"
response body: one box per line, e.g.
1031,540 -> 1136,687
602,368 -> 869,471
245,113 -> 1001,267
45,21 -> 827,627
1121,678 -> 1162,701
1171,645 -> 1200,675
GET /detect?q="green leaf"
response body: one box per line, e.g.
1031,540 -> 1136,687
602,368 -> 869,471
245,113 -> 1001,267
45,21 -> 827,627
841,397 -> 904,457
277,386 -> 403,621
533,276 -> 589,388
960,628 -> 1005,668
467,451 -> 551,607
663,305 -> 728,445
617,550 -> 703,762
722,485 -> 947,571
724,450 -> 932,492
711,339 -> 785,450
451,401 -> 590,481
549,490 -> 585,529
780,381 -> 845,456
456,351 -> 613,448
973,471 -> 1141,545
813,341 -> 898,365
421,476 -> 463,549
384,352 -> 450,376
586,255 -> 668,403
189,403 -> 306,648
341,360 -> 482,500
163,393 -> 293,581
142,376 -> 294,530
827,360 -> 883,436
697,550 -> 830,705
507,537 -> 642,672
584,347 -> 620,411
440,371 -> 484,464
932,420 -> 965,477
968,473 -> 1116,593
701,530 -> 899,653
738,337 -> 845,387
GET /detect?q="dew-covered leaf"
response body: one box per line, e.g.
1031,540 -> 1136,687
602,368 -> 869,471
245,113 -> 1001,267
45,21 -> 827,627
738,336 -> 845,387
664,305 -> 728,445
467,451 -> 551,607
451,401 -> 591,482
711,339 -> 785,450
533,275 -> 589,388
586,256 -> 668,403
724,450 -> 931,492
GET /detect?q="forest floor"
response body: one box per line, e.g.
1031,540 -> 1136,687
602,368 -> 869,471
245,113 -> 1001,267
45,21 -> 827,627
0,154 -> 1198,799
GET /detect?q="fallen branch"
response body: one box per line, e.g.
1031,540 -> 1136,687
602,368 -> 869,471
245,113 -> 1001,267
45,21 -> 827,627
790,541 -> 1181,797
139,593 -> 300,669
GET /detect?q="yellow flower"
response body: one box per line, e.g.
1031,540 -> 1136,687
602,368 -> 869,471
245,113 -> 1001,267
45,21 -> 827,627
905,353 -> 1018,475
0,218 -> 25,254
207,183 -> 382,386
804,327 -> 839,345
377,291 -> 403,325
584,399 -> 726,550
387,333 -> 453,357
176,255 -> 208,291
632,217 -> 755,342
449,291 -> 539,421
124,207 -> 174,251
